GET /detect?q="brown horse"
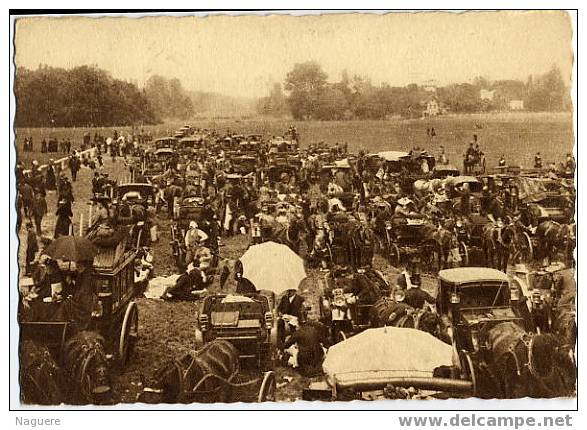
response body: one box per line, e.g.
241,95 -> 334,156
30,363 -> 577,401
535,221 -> 576,265
139,340 -> 240,404
271,216 -> 306,255
369,298 -> 446,341
475,322 -> 575,398
481,222 -> 518,272
421,222 -> 460,270
19,341 -> 63,405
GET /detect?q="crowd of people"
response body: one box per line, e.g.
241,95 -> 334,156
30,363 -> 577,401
17,124 -> 576,377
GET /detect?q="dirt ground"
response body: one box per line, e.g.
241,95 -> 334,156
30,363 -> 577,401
17,155 -> 444,404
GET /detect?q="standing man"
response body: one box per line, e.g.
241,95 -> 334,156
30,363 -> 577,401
31,190 -> 47,236
25,222 -> 38,276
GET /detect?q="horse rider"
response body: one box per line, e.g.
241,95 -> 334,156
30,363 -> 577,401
465,143 -> 476,174
534,152 -> 543,169
498,154 -> 507,168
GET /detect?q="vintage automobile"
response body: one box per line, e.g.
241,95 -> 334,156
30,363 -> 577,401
303,327 -> 473,401
153,137 -> 177,150
432,164 -> 461,179
229,155 -> 258,175
268,136 -> 299,154
521,194 -> 574,227
178,136 -> 204,154
435,268 -> 560,398
195,293 -> 278,369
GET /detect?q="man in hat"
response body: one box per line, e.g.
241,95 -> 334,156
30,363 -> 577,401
25,222 -> 38,276
68,155 -> 80,182
45,160 -> 56,191
31,190 -> 47,236
55,199 -> 73,238
58,174 -> 74,204
403,273 -> 436,309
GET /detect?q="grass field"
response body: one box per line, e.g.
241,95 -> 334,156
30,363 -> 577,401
15,112 -> 574,171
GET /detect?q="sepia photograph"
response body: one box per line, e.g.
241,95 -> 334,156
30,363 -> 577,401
10,10 -> 577,408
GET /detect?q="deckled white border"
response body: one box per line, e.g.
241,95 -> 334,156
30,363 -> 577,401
5,5 -> 580,418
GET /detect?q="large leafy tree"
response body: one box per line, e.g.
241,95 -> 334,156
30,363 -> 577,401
284,62 -> 328,120
15,65 -> 159,127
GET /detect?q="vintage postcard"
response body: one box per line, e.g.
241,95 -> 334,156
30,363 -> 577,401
10,10 -> 576,410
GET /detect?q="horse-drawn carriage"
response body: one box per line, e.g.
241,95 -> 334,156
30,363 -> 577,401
113,183 -> 157,247
383,218 -> 437,269
19,231 -> 140,404
195,293 -> 278,370
435,267 -> 572,398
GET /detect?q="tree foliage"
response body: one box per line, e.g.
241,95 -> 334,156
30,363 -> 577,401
15,65 -> 159,127
276,62 -> 572,121
144,75 -> 194,120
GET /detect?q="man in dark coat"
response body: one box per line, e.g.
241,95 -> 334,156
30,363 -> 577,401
69,156 -> 80,182
58,260 -> 97,329
277,289 -> 305,318
54,200 -> 73,238
45,161 -> 56,191
162,269 -> 195,300
20,181 -> 34,218
403,275 -> 436,309
284,320 -> 329,376
25,222 -> 38,276
31,191 -> 47,235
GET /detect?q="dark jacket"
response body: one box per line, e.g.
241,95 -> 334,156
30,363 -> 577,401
236,277 -> 257,294
277,293 -> 305,318
404,287 -> 436,309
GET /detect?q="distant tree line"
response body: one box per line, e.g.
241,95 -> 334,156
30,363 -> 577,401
15,65 -> 159,127
143,75 -> 194,121
262,61 -> 572,120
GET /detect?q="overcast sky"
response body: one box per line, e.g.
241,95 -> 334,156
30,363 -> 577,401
15,11 -> 573,98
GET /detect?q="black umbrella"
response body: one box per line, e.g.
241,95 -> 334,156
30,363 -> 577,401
43,235 -> 99,263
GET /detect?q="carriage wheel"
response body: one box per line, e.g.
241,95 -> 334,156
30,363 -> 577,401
257,371 -> 276,402
335,329 -> 348,344
119,302 -> 139,366
459,241 -> 469,267
459,350 -> 478,397
516,232 -> 534,264
388,243 -> 401,268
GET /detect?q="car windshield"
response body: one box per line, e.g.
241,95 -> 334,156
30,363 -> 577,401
460,282 -> 510,308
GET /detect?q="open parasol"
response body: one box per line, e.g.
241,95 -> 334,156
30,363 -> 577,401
43,235 -> 99,263
239,241 -> 306,294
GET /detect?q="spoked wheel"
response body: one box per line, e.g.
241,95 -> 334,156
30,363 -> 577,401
257,371 -> 276,402
119,302 -> 139,366
388,243 -> 401,268
515,232 -> 534,264
335,329 -> 348,344
459,241 -> 469,266
459,350 -> 478,397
